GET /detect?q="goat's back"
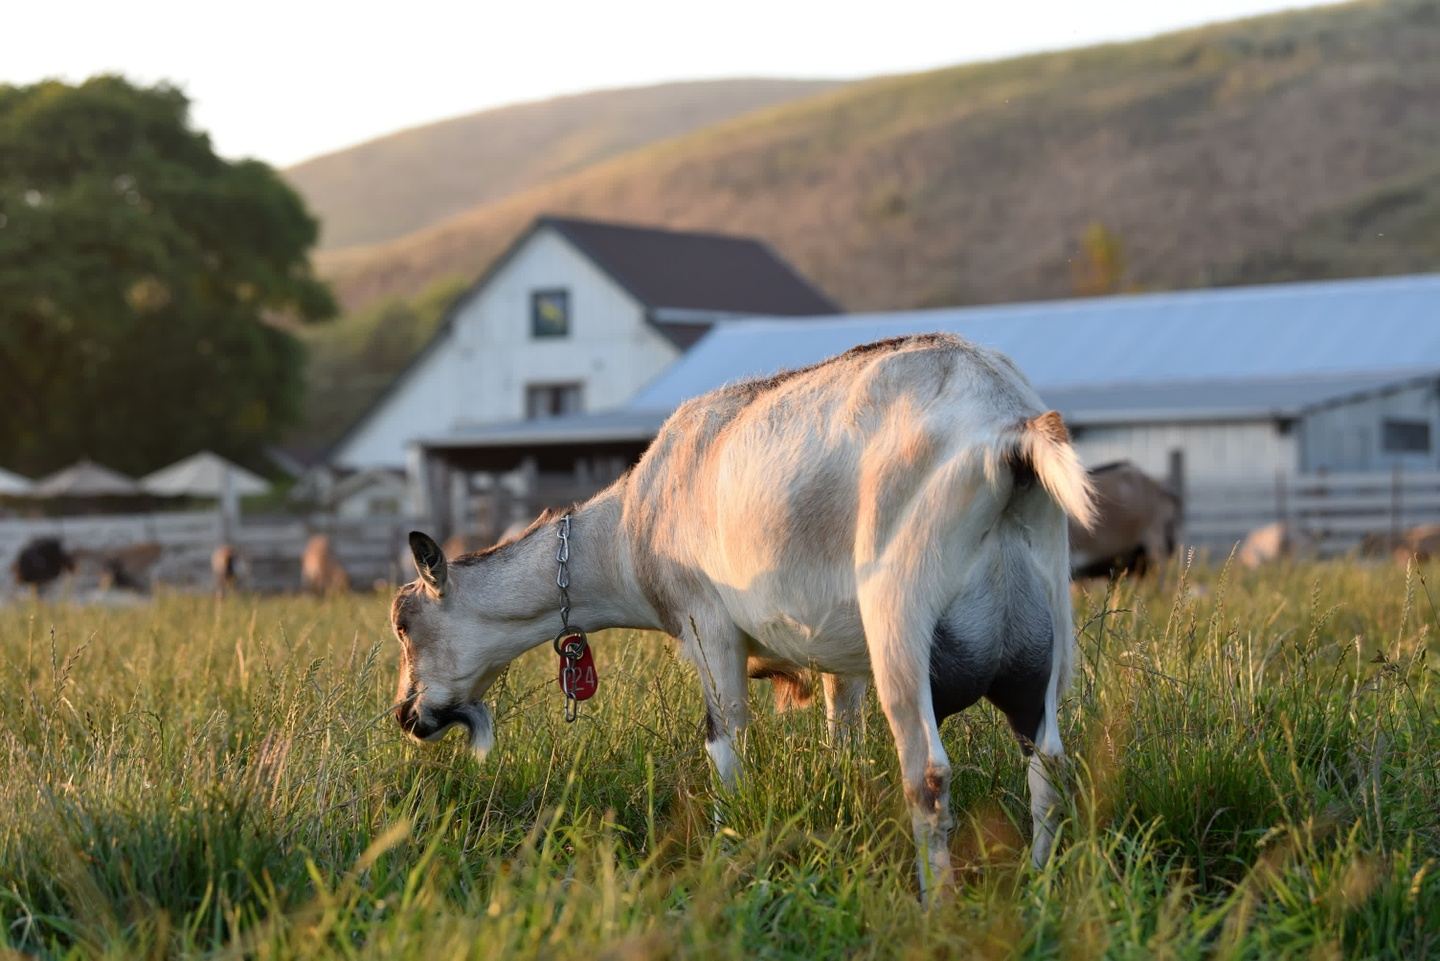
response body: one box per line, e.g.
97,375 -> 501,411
622,334 -> 1052,589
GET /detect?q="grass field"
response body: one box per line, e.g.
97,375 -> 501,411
2,560 -> 1437,959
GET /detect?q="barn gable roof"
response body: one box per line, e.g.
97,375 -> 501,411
327,215 -> 839,464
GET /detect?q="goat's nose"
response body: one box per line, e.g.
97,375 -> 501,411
395,692 -> 420,733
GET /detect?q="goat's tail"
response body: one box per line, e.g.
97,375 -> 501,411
999,410 -> 1089,746
1002,410 -> 1097,530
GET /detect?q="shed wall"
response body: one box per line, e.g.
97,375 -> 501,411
1299,382 -> 1440,472
1072,420 -> 1296,480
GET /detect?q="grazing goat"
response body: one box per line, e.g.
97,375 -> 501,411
301,535 -> 350,595
389,334 -> 1095,892
1375,523 -> 1440,565
12,537 -> 75,595
1069,461 -> 1179,579
212,545 -> 241,595
1237,521 -> 1315,568
96,542 -> 162,593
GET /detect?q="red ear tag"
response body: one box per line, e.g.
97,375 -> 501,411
556,631 -> 598,701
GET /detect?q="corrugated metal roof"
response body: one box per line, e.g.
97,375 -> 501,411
630,274 -> 1440,412
418,371 -> 1436,454
1045,372 -> 1439,424
424,409 -> 668,449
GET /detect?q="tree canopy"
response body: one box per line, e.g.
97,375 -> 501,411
0,75 -> 335,477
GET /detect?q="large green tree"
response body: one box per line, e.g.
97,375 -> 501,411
0,76 -> 335,477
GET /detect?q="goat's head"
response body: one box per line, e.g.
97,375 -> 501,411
390,531 -> 506,759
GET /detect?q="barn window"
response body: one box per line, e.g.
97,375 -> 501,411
531,289 -> 570,338
1381,418 -> 1431,454
526,383 -> 583,419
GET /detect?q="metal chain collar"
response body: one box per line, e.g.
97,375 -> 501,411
553,513 -> 582,722
555,513 -> 572,629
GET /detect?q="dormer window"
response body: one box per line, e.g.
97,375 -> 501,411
531,289 -> 570,338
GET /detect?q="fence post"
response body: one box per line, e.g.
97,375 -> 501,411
1391,464 -> 1403,544
1167,448 -> 1186,535
1275,470 -> 1289,529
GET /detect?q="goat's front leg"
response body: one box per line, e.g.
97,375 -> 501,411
821,673 -> 868,747
682,615 -> 749,790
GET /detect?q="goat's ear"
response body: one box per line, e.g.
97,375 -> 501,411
408,531 -> 448,596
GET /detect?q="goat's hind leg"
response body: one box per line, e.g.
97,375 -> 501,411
988,670 -> 1066,868
858,592 -> 954,898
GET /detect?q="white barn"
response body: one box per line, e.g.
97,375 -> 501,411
329,216 -> 837,471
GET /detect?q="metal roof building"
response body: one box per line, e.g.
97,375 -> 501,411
412,273 -> 1440,536
621,274 -> 1440,481
630,274 -> 1440,410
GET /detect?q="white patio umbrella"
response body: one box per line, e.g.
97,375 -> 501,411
0,467 -> 31,496
141,451 -> 269,498
32,459 -> 141,498
141,451 -> 270,537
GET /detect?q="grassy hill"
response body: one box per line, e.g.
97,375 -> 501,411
284,79 -> 841,250
290,275 -> 467,455
314,0 -> 1440,315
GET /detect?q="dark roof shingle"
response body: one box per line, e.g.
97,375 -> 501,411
542,216 -> 838,315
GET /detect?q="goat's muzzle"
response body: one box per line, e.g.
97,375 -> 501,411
395,684 -> 426,735
395,693 -> 495,760
394,692 -> 422,736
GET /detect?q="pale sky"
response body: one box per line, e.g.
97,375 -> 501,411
8,0 -> 1327,167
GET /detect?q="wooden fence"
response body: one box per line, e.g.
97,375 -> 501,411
0,510 -> 422,594
7,467 -> 1439,595
1185,468 -> 1440,556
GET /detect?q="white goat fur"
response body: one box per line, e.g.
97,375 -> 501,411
391,333 -> 1095,892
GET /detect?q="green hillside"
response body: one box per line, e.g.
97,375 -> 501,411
284,79 -> 841,250
314,0 -> 1440,315
291,276 -> 466,455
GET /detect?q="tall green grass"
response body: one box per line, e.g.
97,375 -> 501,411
2,560 -> 1436,958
